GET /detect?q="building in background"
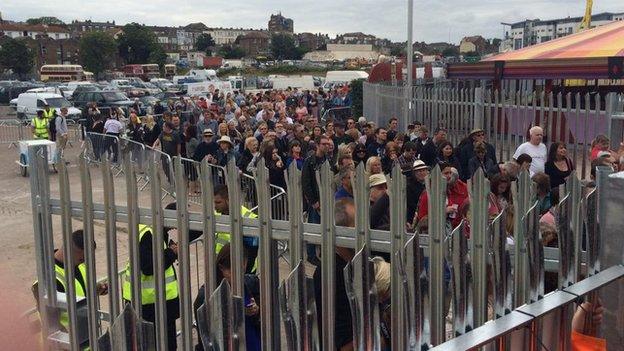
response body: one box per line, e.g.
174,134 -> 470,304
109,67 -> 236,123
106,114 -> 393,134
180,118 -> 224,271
459,35 -> 488,54
0,23 -> 70,40
69,20 -> 118,38
503,12 -> 624,50
296,32 -> 329,51
205,27 -> 254,45
238,31 -> 271,57
304,43 -> 380,62
22,37 -> 80,69
268,13 -> 293,33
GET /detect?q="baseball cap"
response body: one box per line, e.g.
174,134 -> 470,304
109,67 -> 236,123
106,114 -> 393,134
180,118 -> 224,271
203,128 -> 214,136
369,174 -> 387,188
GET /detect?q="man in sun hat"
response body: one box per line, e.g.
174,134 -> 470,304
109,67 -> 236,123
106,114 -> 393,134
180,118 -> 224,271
458,127 -> 497,181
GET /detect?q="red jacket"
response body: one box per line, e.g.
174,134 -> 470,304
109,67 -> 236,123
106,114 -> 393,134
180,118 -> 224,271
417,180 -> 469,228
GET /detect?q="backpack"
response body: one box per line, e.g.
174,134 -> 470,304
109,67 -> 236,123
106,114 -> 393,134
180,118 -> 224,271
48,114 -> 58,135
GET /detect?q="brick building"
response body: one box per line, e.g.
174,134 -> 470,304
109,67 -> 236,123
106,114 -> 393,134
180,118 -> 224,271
268,13 -> 293,33
237,31 -> 271,57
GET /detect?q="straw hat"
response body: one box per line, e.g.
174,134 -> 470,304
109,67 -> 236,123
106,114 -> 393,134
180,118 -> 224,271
412,160 -> 429,171
369,174 -> 387,188
217,135 -> 233,146
469,128 -> 485,136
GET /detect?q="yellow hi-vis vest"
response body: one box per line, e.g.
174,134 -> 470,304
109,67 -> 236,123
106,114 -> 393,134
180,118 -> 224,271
32,117 -> 49,139
215,206 -> 258,271
54,262 -> 87,330
43,108 -> 55,121
122,224 -> 179,304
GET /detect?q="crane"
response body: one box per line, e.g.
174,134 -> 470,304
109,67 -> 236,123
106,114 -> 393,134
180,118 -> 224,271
578,0 -> 593,31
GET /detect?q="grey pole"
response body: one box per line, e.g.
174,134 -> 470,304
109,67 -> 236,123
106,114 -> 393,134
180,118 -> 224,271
174,157 -> 194,349
101,158 -> 121,320
58,159 -> 80,351
79,154 -> 100,350
29,145 -> 56,350
148,160 -> 168,351
406,0 -> 414,128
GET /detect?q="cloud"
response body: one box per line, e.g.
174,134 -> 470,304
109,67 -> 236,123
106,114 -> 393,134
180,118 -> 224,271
2,0 -> 622,43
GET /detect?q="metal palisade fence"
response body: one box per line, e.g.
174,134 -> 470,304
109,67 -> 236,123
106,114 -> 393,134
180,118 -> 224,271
27,142 -> 624,350
363,82 -> 624,178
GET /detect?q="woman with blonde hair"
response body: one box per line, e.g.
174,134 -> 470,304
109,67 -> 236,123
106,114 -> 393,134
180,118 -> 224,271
366,156 -> 383,175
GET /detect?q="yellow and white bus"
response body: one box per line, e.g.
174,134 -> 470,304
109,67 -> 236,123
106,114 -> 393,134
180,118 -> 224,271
40,64 -> 85,82
142,64 -> 160,80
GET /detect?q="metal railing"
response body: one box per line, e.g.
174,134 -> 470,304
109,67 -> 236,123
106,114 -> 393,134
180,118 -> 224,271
0,119 -> 82,148
363,82 -> 624,178
26,141 -> 624,350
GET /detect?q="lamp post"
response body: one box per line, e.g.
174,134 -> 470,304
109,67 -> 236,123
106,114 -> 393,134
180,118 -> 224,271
405,0 -> 414,128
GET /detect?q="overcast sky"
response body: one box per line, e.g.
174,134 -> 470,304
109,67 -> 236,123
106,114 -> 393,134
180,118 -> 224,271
2,0 -> 622,43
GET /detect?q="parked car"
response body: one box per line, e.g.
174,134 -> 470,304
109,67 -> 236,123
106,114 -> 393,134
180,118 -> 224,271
16,93 -> 82,121
72,90 -> 134,111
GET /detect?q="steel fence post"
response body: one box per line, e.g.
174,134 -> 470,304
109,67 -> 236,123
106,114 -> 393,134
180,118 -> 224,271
256,158 -> 281,349
79,154 -> 101,351
58,157 -> 80,350
474,87 -> 484,131
427,165 -> 447,345
319,162 -> 336,351
29,144 -> 56,350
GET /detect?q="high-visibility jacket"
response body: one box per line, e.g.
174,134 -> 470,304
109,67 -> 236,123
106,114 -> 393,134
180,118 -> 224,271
215,205 -> 258,251
571,330 -> 606,351
53,262 -> 87,329
32,117 -> 49,139
122,224 -> 179,304
215,206 -> 258,271
43,108 -> 55,121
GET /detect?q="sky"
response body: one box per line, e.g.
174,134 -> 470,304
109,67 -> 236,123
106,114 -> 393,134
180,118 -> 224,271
2,0 -> 623,44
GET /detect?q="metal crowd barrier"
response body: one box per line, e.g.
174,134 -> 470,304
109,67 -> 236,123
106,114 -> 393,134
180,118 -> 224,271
26,142 -> 624,350
0,119 -> 82,148
364,82 -> 624,179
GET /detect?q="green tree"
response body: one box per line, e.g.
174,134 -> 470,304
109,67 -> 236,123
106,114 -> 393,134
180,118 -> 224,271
195,33 -> 216,55
79,32 -> 117,78
0,38 -> 34,78
117,23 -> 163,64
217,45 -> 245,59
148,44 -> 168,69
390,44 -> 405,57
270,33 -> 303,60
26,16 -> 65,26
442,47 -> 459,57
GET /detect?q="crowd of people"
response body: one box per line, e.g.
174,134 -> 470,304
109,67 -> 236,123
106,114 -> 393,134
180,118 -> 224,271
45,85 -> 623,350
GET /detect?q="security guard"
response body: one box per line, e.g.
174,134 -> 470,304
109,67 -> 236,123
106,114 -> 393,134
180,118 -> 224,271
213,184 -> 259,273
31,110 -> 49,140
33,230 -> 107,339
42,103 -> 57,141
122,213 -> 179,350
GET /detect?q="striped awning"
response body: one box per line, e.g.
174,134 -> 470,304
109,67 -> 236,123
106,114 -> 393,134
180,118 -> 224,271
485,20 -> 624,61
447,21 -> 624,80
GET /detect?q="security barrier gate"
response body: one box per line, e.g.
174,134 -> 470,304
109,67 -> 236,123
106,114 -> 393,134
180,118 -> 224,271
27,143 -> 624,350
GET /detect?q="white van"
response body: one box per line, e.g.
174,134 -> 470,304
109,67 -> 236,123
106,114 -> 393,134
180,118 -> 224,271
322,70 -> 369,89
16,93 -> 82,121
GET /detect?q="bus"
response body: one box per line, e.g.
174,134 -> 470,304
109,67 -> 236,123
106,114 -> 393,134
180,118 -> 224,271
142,64 -> 160,80
40,64 -> 85,82
123,64 -> 144,79
164,64 -> 177,79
